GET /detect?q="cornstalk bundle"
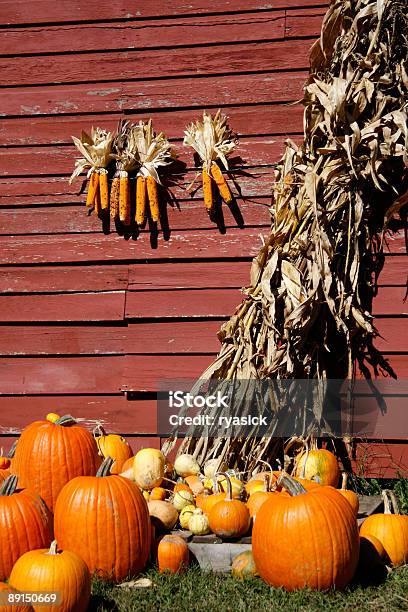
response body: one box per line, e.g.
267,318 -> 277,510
165,0 -> 408,472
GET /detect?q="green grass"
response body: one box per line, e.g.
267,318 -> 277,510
91,565 -> 408,612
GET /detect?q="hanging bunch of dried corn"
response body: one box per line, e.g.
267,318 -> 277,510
183,110 -> 237,212
133,119 -> 176,226
69,127 -> 113,214
69,119 -> 176,228
164,0 -> 408,472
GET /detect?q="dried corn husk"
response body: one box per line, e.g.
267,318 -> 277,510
134,119 -> 176,183
164,0 -> 408,473
69,127 -> 113,183
183,109 -> 237,172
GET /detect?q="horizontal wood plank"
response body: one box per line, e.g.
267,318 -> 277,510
2,1 -> 329,26
0,39 -> 312,87
0,200 -> 271,235
128,261 -> 251,290
0,12 -> 288,56
0,104 -> 304,146
0,136 -> 295,178
0,316 -> 405,357
0,395 -> 157,434
0,71 -> 308,117
0,261 -> 250,294
0,265 -> 129,293
0,355 -> 125,394
0,229 -> 268,265
125,288 -> 242,319
0,354 -> 212,394
0,292 -> 126,322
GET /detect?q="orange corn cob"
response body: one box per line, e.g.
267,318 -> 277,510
86,170 -> 99,207
136,176 -> 147,225
146,175 -> 160,222
119,171 -> 131,225
110,175 -> 120,219
211,161 -> 232,204
94,183 -> 101,215
99,169 -> 109,210
202,168 -> 213,211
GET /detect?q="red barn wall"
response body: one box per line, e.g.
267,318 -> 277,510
0,0 -> 406,476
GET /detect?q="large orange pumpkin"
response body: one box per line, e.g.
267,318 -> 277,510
54,457 -> 151,582
208,473 -> 250,539
0,476 -> 53,581
253,474 -> 359,591
0,582 -> 32,612
12,415 -> 101,512
157,535 -> 189,574
9,540 -> 91,612
294,443 -> 339,487
360,490 -> 408,567
93,424 -> 133,475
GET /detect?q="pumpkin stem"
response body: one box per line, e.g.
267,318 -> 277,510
55,415 -> 77,427
382,489 -> 400,515
47,540 -> 59,555
0,475 -> 18,496
341,472 -> 348,491
257,458 -> 274,476
263,473 -> 270,493
7,440 -> 18,459
93,423 -> 107,438
216,471 -> 232,501
277,473 -> 307,497
97,456 -> 114,477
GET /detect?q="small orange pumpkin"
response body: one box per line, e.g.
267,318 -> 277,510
294,441 -> 339,487
357,534 -> 388,580
93,424 -> 133,475
0,448 -> 10,471
360,489 -> 408,567
338,473 -> 359,515
157,535 -> 189,574
246,474 -> 276,520
121,455 -> 135,473
9,540 -> 91,612
150,487 -> 167,501
0,476 -> 53,581
208,473 -> 250,539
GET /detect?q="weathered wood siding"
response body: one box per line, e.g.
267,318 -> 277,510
0,0 -> 406,476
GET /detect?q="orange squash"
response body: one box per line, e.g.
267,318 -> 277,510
121,455 -> 135,473
360,490 -> 408,567
93,424 -> 133,474
208,473 -> 250,539
54,457 -> 151,582
231,550 -> 258,580
0,476 -> 52,581
338,473 -> 359,515
253,474 -> 359,591
157,535 -> 189,574
9,541 -> 91,612
12,415 -> 101,511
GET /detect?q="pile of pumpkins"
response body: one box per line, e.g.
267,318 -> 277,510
0,414 -> 407,611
